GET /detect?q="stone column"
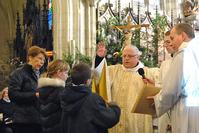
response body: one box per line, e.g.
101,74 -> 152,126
90,5 -> 97,58
53,0 -> 61,58
53,0 -> 96,59
85,0 -> 96,58
53,0 -> 71,58
85,1 -> 91,56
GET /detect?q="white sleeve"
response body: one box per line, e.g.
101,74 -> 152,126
154,51 -> 184,116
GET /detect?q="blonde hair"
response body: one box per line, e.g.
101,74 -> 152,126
0,87 -> 8,99
47,59 -> 69,77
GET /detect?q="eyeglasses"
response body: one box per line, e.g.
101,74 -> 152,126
122,54 -> 138,58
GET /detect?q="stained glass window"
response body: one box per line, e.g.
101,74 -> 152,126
48,0 -> 53,30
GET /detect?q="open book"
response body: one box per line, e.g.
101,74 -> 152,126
131,84 -> 160,116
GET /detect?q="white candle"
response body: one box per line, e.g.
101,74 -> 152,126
69,41 -> 72,55
71,40 -> 76,59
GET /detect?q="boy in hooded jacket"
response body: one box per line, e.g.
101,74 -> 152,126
60,63 -> 120,133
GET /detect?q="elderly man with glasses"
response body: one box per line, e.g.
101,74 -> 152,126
94,43 -> 160,133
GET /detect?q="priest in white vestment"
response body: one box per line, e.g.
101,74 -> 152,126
152,23 -> 199,133
95,44 -> 160,133
155,30 -> 174,133
155,30 -> 188,133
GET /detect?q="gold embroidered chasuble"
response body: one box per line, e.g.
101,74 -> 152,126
108,63 -> 159,133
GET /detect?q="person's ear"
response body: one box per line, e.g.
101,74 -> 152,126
28,56 -> 33,63
56,70 -> 62,76
137,55 -> 140,60
182,32 -> 188,40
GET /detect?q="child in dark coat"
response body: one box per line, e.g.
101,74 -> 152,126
38,59 -> 69,133
61,63 -> 120,133
0,87 -> 14,133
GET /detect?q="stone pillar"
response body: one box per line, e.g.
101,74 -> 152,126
85,0 -> 96,58
53,0 -> 62,58
53,0 -> 72,58
85,1 -> 91,56
53,0 -> 96,59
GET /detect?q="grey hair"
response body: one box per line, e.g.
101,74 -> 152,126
132,45 -> 142,56
124,45 -> 142,56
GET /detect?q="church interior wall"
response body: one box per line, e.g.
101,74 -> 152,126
0,0 -> 24,88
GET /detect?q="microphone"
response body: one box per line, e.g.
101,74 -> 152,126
138,68 -> 145,79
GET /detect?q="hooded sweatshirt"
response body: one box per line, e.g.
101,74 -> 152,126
60,84 -> 120,133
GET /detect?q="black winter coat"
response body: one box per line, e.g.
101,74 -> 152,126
0,99 -> 14,124
38,78 -> 65,133
8,64 -> 40,124
0,99 -> 14,133
60,85 -> 121,133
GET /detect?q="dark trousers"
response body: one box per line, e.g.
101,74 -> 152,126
13,123 -> 42,133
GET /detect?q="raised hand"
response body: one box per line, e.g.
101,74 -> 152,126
96,41 -> 107,57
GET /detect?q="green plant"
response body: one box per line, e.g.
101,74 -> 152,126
62,51 -> 92,68
97,17 -> 120,45
75,52 -> 92,66
97,14 -> 168,67
151,14 -> 168,67
62,53 -> 75,68
97,17 -> 125,65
